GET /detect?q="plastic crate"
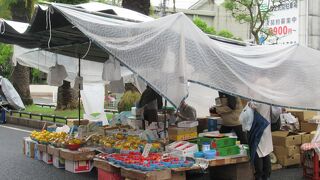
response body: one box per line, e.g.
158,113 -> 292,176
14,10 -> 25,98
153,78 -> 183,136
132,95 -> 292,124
302,150 -> 320,180
217,145 -> 240,156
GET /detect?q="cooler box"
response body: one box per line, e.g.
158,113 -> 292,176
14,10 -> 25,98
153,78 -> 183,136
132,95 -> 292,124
65,160 -> 93,173
53,155 -> 65,169
42,152 -> 53,164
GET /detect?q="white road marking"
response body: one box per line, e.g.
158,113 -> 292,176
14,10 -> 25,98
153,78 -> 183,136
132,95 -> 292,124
0,125 -> 32,133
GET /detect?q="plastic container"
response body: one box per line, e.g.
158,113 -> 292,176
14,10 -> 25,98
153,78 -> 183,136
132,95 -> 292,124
202,142 -> 211,152
67,144 -> 81,151
208,118 -> 218,131
204,150 -> 216,159
194,152 -> 205,158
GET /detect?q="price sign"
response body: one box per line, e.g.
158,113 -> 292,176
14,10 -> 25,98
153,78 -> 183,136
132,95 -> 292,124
142,143 -> 152,157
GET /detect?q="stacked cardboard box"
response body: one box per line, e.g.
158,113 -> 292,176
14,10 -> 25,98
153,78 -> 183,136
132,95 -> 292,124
168,127 -> 197,141
287,110 -> 317,132
272,131 -> 301,166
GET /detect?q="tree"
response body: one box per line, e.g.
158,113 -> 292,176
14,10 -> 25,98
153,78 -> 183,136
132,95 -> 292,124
4,0 -> 36,105
0,43 -> 13,78
122,0 -> 150,15
56,81 -> 78,110
224,0 -> 286,44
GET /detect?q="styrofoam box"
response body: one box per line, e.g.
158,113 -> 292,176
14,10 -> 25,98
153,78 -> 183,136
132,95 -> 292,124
53,155 -> 65,169
166,141 -> 198,157
34,144 -> 43,161
24,137 -> 36,158
65,160 -> 93,173
42,152 -> 53,165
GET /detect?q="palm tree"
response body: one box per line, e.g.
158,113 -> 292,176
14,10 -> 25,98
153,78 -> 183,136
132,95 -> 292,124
5,0 -> 35,105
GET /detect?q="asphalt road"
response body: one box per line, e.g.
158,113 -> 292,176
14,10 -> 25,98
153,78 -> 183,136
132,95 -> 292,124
0,124 -> 96,180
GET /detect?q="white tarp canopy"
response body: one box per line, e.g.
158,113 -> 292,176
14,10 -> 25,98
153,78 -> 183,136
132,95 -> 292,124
3,3 -> 320,111
52,4 -> 320,110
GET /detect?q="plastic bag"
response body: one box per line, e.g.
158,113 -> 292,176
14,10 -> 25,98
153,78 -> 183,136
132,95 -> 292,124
55,125 -> 70,133
239,103 -> 254,131
280,113 -> 297,124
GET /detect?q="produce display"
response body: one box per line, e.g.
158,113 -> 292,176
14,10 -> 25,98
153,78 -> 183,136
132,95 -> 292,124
30,130 -> 68,145
30,130 -> 85,150
88,134 -> 162,153
97,152 -> 194,171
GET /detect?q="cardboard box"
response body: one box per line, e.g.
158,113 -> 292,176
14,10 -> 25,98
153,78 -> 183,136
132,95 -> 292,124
272,131 -> 301,146
42,152 -> 53,164
169,132 -> 197,141
277,154 -> 300,166
287,110 -> 317,122
23,137 -> 35,158
98,168 -> 122,180
300,122 -> 317,133
177,121 -> 199,128
47,145 -> 60,156
168,127 -> 197,135
53,155 -> 65,169
273,146 -> 300,157
301,134 -> 311,144
37,144 -> 47,153
67,119 -> 89,126
65,160 -> 93,173
60,149 -> 95,161
310,134 -> 315,141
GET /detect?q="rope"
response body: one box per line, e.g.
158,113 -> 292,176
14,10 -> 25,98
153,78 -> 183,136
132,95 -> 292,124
81,40 -> 92,59
46,7 -> 54,48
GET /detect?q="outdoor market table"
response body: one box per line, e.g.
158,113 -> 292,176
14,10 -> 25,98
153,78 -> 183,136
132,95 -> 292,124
93,155 -> 251,180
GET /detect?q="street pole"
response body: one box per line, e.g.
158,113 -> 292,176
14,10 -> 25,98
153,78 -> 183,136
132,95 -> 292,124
161,0 -> 166,17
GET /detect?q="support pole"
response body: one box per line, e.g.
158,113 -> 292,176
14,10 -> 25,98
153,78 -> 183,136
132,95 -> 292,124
164,100 -> 167,139
78,56 -> 81,125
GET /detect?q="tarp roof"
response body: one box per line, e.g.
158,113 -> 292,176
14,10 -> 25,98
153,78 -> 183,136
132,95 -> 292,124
2,3 -> 320,110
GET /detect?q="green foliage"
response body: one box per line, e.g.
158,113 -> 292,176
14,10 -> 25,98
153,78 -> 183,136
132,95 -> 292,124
193,17 -> 216,35
117,91 -> 141,113
31,68 -> 41,77
217,29 -> 234,39
223,0 -> 282,44
0,43 -> 13,78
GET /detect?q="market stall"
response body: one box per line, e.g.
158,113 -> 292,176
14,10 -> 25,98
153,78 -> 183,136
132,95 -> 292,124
3,2 -> 320,180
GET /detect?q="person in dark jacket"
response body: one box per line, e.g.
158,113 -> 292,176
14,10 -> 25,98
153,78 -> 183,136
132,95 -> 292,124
138,85 -> 163,129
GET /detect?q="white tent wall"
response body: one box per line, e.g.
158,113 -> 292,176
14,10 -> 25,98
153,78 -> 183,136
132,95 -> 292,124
13,46 -> 219,117
52,4 -> 320,110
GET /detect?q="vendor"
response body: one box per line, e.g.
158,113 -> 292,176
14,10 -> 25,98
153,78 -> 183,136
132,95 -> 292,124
176,100 -> 197,123
138,85 -> 163,129
214,92 -> 247,144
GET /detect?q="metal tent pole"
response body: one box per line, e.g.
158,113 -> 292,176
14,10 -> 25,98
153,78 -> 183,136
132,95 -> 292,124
78,56 -> 81,125
164,100 -> 167,139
